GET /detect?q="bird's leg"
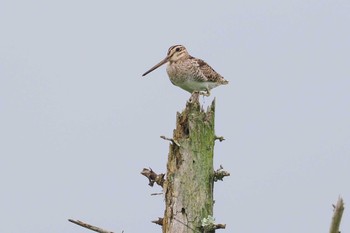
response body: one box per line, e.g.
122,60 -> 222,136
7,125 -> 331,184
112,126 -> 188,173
189,91 -> 200,103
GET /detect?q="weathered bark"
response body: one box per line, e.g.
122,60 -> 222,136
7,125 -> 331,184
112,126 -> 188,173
329,197 -> 345,233
163,96 -> 216,233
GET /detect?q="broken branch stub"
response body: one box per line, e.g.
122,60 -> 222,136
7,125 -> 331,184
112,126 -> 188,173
141,168 -> 165,187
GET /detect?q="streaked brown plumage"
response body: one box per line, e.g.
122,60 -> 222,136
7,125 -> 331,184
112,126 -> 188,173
142,45 -> 228,96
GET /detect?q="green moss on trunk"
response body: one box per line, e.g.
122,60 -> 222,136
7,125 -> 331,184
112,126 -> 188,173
163,97 -> 216,233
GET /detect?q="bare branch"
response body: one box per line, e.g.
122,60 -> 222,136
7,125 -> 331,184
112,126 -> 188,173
329,196 -> 345,233
141,168 -> 165,187
151,192 -> 163,196
152,217 -> 163,226
214,223 -> 226,229
214,135 -> 225,142
68,219 -> 114,233
160,135 -> 180,147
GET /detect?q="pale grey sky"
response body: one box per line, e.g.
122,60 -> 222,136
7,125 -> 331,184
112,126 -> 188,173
0,1 -> 349,232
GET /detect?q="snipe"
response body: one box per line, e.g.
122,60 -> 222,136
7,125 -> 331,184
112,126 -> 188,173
142,45 -> 228,96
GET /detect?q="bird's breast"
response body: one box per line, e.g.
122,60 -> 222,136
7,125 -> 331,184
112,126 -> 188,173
166,61 -> 198,83
165,62 -> 212,93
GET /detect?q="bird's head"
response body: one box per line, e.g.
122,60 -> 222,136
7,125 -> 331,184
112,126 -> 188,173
142,45 -> 189,77
167,45 -> 189,62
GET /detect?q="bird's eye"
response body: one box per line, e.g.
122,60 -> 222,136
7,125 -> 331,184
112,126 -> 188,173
176,47 -> 181,52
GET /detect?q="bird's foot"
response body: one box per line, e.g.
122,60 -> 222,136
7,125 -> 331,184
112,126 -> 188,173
199,89 -> 210,97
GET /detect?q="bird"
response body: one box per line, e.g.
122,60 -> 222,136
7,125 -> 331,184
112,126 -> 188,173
142,45 -> 228,96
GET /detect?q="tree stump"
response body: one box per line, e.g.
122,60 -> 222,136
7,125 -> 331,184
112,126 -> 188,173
163,96 -> 216,233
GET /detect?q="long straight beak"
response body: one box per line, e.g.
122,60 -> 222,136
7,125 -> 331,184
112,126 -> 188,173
142,56 -> 169,76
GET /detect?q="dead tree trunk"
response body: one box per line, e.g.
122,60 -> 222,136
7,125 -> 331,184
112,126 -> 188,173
162,96 -> 218,233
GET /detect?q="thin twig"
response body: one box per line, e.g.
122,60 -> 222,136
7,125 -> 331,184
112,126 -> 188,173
160,135 -> 180,147
329,196 -> 345,233
214,223 -> 226,230
214,136 -> 225,142
151,192 -> 163,196
68,219 -> 114,233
